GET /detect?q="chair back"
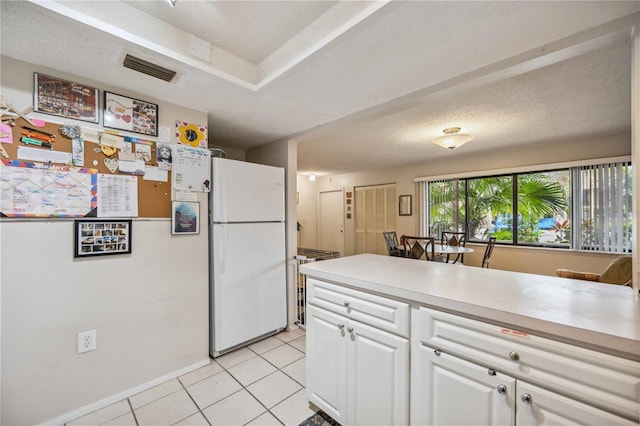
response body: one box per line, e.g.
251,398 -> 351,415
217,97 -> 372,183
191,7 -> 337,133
383,231 -> 404,257
441,231 -> 467,264
441,231 -> 467,246
402,235 -> 436,261
481,237 -> 497,268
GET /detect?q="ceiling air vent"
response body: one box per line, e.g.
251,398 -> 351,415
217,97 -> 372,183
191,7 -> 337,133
123,55 -> 177,83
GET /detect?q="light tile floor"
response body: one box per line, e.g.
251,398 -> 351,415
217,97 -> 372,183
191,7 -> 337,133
67,329 -> 315,426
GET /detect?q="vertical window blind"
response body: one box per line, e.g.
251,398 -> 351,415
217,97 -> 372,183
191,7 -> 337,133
574,161 -> 632,252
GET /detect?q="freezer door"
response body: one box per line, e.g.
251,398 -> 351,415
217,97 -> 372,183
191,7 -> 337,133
211,222 -> 286,354
211,158 -> 285,223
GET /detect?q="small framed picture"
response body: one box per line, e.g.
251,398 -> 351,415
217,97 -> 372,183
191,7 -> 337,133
104,91 -> 158,136
74,219 -> 132,258
34,73 -> 99,123
346,213 -> 352,219
346,192 -> 352,198
346,199 -> 352,205
399,195 -> 412,216
172,201 -> 200,235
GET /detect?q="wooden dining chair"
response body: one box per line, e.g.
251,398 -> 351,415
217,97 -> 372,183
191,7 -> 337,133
481,237 -> 497,268
441,231 -> 467,264
402,235 -> 436,261
383,231 -> 407,257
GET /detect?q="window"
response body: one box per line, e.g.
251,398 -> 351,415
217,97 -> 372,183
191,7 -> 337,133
428,179 -> 465,237
574,162 -> 632,252
516,170 -> 570,247
425,161 -> 631,253
467,175 -> 513,242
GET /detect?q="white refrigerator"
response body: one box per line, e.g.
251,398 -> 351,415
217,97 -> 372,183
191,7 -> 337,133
209,157 -> 286,357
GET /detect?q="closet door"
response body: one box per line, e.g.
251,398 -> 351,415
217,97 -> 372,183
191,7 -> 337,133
355,184 -> 396,255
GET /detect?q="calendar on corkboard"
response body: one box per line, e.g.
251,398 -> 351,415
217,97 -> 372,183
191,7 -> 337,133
0,118 -> 173,218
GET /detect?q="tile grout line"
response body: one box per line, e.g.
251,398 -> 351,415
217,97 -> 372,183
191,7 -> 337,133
176,376 -> 213,426
207,335 -> 306,425
214,346 -> 285,426
125,398 -> 140,426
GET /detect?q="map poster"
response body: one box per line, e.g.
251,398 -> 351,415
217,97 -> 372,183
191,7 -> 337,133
0,160 -> 97,217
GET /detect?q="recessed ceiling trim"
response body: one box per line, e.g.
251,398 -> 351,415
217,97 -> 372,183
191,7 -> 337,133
256,0 -> 391,90
27,0 -> 258,90
27,0 -> 392,92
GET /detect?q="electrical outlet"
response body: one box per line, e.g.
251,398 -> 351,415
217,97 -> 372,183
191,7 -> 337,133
77,330 -> 96,354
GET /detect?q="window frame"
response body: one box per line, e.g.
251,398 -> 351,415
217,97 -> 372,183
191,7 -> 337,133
420,157 -> 631,254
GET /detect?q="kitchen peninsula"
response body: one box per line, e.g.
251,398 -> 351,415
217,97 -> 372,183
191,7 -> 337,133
300,254 -> 640,426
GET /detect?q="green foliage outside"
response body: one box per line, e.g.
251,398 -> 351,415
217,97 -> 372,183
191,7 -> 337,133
429,172 -> 569,245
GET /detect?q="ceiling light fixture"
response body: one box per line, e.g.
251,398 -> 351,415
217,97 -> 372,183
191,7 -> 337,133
432,127 -> 474,150
309,174 -> 316,182
166,0 -> 177,7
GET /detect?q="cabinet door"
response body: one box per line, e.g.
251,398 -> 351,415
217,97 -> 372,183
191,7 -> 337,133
306,305 -> 347,424
346,319 -> 409,426
516,381 -> 638,426
411,344 -> 515,426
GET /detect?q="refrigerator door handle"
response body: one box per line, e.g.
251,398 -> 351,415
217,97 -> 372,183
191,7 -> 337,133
221,224 -> 227,273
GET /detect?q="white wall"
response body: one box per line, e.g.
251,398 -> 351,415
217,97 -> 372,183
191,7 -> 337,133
299,131 -> 631,276
296,175 -> 318,249
1,56 -> 210,425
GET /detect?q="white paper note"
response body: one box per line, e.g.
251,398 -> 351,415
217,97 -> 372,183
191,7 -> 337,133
143,166 -> 168,182
97,173 -> 138,217
17,146 -> 73,164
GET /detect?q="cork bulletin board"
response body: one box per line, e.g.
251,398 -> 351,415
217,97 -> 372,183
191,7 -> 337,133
1,118 -> 173,218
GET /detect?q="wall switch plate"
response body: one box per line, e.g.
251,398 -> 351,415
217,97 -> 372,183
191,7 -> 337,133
78,330 -> 96,354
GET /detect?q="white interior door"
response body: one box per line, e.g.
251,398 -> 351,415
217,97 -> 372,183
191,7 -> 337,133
355,184 -> 396,254
318,190 -> 344,255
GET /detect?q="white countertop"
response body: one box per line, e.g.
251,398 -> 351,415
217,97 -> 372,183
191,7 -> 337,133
300,254 -> 640,360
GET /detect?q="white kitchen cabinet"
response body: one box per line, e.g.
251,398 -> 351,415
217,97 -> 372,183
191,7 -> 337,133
306,305 -> 347,423
411,307 -> 640,425
411,344 -> 516,425
516,381 -> 638,426
306,281 -> 410,426
411,343 -> 638,426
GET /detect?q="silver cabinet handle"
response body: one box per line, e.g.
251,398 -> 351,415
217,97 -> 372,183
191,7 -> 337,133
487,369 -> 496,376
508,351 -> 520,361
496,384 -> 507,394
434,349 -> 441,356
521,393 -> 532,404
337,323 -> 345,330
347,326 -> 354,333
343,301 -> 351,308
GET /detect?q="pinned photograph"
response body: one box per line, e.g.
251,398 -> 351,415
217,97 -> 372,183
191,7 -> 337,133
157,142 -> 173,170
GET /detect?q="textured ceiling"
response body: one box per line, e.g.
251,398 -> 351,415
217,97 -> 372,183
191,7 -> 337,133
123,1 -> 337,63
1,1 -> 638,176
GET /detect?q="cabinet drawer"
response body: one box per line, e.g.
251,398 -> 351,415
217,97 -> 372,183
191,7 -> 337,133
414,307 -> 640,421
307,278 -> 409,337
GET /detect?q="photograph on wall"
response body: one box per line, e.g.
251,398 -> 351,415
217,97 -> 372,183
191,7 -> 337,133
74,219 -> 132,258
134,142 -> 152,164
104,92 -> 158,136
33,73 -> 99,123
172,201 -> 200,235
175,120 -> 208,148
156,142 -> 173,170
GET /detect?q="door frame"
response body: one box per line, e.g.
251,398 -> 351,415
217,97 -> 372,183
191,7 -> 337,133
317,189 -> 345,255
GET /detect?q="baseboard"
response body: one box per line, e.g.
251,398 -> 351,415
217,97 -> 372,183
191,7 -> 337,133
39,358 -> 211,426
